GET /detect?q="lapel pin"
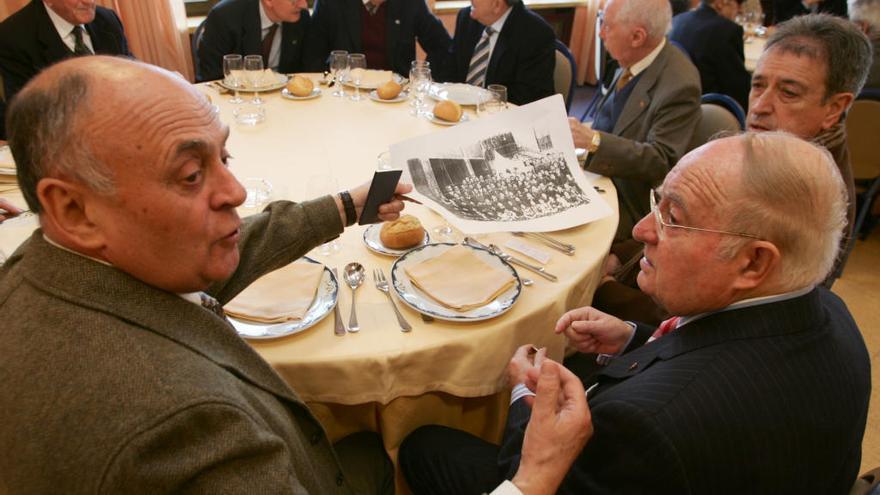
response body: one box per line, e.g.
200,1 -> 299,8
628,361 -> 639,371
639,100 -> 646,109
395,19 -> 400,24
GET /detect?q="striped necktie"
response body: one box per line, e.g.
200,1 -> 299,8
649,316 -> 680,341
466,26 -> 495,87
72,26 -> 92,56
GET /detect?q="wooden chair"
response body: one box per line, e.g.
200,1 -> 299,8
553,39 -> 577,113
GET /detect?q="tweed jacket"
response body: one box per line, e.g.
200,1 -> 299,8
304,0 -> 451,77
439,2 -> 555,105
587,42 -> 701,240
499,288 -> 871,494
0,198 -> 355,494
196,0 -> 309,82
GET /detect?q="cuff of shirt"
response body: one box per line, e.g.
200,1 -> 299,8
510,383 -> 536,405
489,479 -> 523,495
595,321 -> 638,365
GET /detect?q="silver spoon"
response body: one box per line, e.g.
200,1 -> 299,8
343,262 -> 365,332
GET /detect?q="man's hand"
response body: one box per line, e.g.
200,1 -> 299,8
344,181 -> 413,224
511,360 -> 592,495
554,306 -> 634,355
0,198 -> 22,224
508,344 -> 546,390
568,117 -> 594,149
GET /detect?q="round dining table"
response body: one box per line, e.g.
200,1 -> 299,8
0,75 -> 619,492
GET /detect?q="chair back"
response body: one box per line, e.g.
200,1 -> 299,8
701,93 -> 745,129
688,102 -> 742,150
847,92 -> 880,182
192,19 -> 207,82
850,466 -> 880,495
554,39 -> 577,113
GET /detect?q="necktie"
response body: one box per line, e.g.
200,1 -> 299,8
72,26 -> 92,56
650,316 -> 680,341
615,68 -> 633,92
466,26 -> 495,88
261,23 -> 278,67
200,292 -> 227,321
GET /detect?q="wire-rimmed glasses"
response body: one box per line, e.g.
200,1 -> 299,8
222,54 -> 244,104
329,50 -> 348,97
348,53 -> 367,101
650,188 -> 761,240
243,55 -> 265,105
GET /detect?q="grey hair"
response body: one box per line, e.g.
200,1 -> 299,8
720,132 -> 847,288
6,69 -> 114,214
765,13 -> 873,100
615,0 -> 672,41
849,0 -> 880,32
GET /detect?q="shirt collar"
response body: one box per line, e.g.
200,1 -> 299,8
489,6 -> 513,34
258,2 -> 274,30
677,285 -> 815,328
43,1 -> 80,40
628,38 -> 666,77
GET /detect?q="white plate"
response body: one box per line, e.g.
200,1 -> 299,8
340,71 -> 405,90
218,72 -> 289,92
368,89 -> 409,103
390,243 -> 522,322
281,87 -> 321,100
363,224 -> 430,256
426,112 -> 470,126
427,83 -> 490,106
228,257 -> 337,339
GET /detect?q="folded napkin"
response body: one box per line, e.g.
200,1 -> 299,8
225,261 -> 325,323
239,69 -> 281,89
405,245 -> 516,311
349,69 -> 393,88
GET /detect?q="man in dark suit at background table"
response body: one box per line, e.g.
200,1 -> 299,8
0,0 -> 131,139
437,0 -> 555,106
305,0 -> 451,77
197,0 -> 310,82
0,55 -> 410,493
401,131 -> 871,494
669,0 -> 751,110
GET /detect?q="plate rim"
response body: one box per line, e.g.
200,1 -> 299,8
340,71 -> 404,90
390,242 -> 522,322
426,112 -> 469,126
427,82 -> 490,106
218,72 -> 289,92
362,224 -> 430,256
229,256 -> 337,339
281,87 -> 322,100
368,88 -> 409,103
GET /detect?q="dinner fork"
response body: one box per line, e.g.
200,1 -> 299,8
372,269 -> 412,332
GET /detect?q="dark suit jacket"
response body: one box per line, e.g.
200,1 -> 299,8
439,2 -> 555,105
773,0 -> 847,23
0,0 -> 130,138
587,42 -> 701,240
0,198 -> 356,493
197,0 -> 309,82
500,288 -> 871,494
305,0 -> 451,76
669,4 -> 750,110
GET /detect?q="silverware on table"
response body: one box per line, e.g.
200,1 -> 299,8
343,263 -> 365,332
330,268 -> 347,336
512,231 -> 575,255
420,313 -> 434,323
463,237 -> 558,282
372,268 -> 412,332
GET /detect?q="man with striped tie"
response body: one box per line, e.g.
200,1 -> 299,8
438,0 -> 555,105
400,132 -> 870,494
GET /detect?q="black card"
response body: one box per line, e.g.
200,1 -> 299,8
358,170 -> 403,225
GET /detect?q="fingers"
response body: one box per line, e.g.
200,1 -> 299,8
531,361 -> 562,415
554,306 -> 598,334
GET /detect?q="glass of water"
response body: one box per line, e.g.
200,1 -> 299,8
222,54 -> 244,104
242,178 -> 273,208
243,55 -> 265,105
329,50 -> 349,98
409,67 -> 431,117
348,53 -> 367,101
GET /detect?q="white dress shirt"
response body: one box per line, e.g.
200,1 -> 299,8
43,1 -> 94,54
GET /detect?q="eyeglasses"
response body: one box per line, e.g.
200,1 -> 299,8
650,189 -> 762,240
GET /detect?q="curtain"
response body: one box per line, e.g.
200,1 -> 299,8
1,0 -> 194,81
568,0 -> 604,85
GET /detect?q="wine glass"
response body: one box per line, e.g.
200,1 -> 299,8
348,53 -> 367,101
409,67 -> 432,117
243,54 -> 265,105
222,54 -> 244,104
329,50 -> 349,98
409,60 -> 429,109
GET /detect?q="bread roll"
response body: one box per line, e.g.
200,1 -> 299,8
380,215 -> 425,249
433,100 -> 462,122
377,80 -> 402,100
287,75 -> 314,97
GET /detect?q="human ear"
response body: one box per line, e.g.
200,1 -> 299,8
37,178 -> 107,252
732,240 -> 780,290
820,92 -> 854,131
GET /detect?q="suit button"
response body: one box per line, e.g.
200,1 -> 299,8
336,472 -> 345,486
310,432 -> 321,445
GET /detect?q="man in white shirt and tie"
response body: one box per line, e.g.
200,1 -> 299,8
197,0 -> 310,82
0,0 -> 131,139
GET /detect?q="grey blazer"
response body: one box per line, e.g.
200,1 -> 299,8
0,198 -> 354,494
587,42 -> 701,240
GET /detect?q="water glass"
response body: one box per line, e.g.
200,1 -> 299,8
409,60 -> 430,107
377,150 -> 392,170
479,84 -> 507,116
222,54 -> 244,104
243,55 -> 265,104
242,177 -> 273,208
233,104 -> 266,125
348,53 -> 367,101
409,67 -> 432,117
329,50 -> 349,97
307,174 -> 342,255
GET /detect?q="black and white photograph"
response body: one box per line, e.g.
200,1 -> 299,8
392,95 -> 612,234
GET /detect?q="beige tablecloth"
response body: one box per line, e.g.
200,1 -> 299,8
0,77 -> 619,491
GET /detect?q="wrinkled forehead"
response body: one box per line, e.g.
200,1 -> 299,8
661,139 -> 744,210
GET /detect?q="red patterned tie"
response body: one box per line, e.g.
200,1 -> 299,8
650,316 -> 680,340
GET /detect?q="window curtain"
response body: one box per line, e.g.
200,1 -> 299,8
1,0 -> 194,82
569,0 -> 604,85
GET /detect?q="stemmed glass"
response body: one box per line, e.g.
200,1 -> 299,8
329,50 -> 349,98
243,55 -> 265,105
409,60 -> 429,109
409,67 -> 432,117
348,53 -> 367,101
222,54 -> 244,104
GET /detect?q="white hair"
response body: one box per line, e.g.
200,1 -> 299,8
849,0 -> 880,30
615,0 -> 672,41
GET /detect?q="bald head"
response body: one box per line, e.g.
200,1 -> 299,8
601,0 -> 672,67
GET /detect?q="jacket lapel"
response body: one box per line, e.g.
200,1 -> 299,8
243,2 -> 262,54
35,1 -> 73,64
612,43 -> 672,135
343,0 -> 363,52
487,2 -> 521,83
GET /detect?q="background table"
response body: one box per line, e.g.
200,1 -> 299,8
0,78 -> 619,491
